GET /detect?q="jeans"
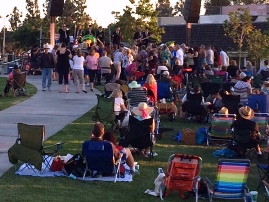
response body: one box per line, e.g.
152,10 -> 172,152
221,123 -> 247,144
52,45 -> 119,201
42,68 -> 52,89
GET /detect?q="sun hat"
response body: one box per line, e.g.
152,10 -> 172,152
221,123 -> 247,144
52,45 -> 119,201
128,81 -> 141,89
219,107 -> 229,115
132,102 -> 154,119
163,71 -> 169,76
239,72 -> 247,80
43,43 -> 50,49
238,106 -> 254,120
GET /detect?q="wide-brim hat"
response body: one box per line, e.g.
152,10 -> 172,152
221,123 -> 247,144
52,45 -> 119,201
128,81 -> 141,89
219,107 -> 228,115
132,102 -> 154,117
238,106 -> 254,120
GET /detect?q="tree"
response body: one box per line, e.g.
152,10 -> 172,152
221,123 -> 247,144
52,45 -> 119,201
156,0 -> 174,17
131,0 -> 164,44
246,29 -> 269,68
8,7 -> 23,31
172,0 -> 184,16
224,8 -> 254,68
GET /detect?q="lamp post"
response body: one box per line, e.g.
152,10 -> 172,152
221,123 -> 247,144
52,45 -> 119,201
1,15 -> 9,61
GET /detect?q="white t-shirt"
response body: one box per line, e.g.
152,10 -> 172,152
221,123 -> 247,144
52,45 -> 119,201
157,65 -> 168,74
114,97 -> 125,115
220,51 -> 229,67
176,48 -> 184,65
73,55 -> 85,70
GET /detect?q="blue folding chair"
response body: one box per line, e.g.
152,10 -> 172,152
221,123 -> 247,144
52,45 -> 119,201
157,81 -> 171,100
82,141 -> 122,182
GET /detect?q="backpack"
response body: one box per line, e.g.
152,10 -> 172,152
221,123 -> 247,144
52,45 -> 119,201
63,154 -> 86,177
196,127 -> 207,144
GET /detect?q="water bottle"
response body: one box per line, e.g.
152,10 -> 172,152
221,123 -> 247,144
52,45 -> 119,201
69,173 -> 76,179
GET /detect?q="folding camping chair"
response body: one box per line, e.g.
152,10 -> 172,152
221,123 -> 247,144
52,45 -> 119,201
93,94 -> 117,131
119,116 -> 154,159
200,82 -> 221,98
222,94 -> 241,115
257,162 -> 269,190
164,154 -> 202,202
157,81 -> 172,100
104,83 -> 121,97
8,123 -> 62,173
12,72 -> 29,97
82,140 -> 122,182
207,113 -> 236,146
205,158 -> 250,202
251,113 -> 269,142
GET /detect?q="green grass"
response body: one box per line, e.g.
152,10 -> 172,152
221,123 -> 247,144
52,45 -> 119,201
0,105 -> 267,201
0,77 -> 37,111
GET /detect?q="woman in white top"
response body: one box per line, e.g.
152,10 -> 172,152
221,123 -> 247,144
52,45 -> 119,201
72,49 -> 87,93
113,47 -> 124,80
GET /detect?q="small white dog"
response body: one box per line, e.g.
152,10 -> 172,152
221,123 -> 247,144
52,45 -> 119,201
154,173 -> 166,200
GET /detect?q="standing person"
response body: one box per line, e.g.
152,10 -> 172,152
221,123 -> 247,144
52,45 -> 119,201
74,24 -> 83,43
113,46 -> 124,80
84,24 -> 93,36
134,27 -> 143,48
206,45 -> 214,67
175,44 -> 184,67
29,43 -> 40,75
51,44 -> 59,81
58,24 -> 70,46
112,27 -> 122,48
198,44 -> 206,76
219,48 -> 229,67
72,49 -> 87,93
85,49 -> 98,92
121,48 -> 134,80
142,27 -> 151,47
98,51 -> 113,84
56,43 -> 72,93
96,26 -> 104,45
40,43 -> 55,91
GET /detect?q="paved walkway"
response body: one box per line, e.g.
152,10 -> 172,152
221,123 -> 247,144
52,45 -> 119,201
0,75 -> 100,177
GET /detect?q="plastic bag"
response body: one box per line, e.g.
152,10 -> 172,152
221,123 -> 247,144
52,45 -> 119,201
196,127 -> 207,144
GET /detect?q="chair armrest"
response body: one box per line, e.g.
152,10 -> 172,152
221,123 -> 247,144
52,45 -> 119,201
205,177 -> 214,187
115,153 -> 123,165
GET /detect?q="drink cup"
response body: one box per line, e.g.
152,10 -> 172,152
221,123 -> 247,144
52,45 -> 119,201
249,191 -> 258,202
135,165 -> 139,170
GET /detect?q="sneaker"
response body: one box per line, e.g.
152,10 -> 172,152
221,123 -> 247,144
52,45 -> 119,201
130,169 -> 140,175
42,88 -> 46,91
91,89 -> 94,92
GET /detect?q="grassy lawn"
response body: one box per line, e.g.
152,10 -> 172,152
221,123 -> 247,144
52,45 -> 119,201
0,77 -> 37,111
0,102 -> 267,201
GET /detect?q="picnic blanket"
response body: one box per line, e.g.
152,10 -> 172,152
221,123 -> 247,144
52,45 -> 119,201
16,156 -> 133,182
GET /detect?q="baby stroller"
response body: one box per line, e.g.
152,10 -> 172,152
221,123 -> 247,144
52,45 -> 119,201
164,154 -> 202,202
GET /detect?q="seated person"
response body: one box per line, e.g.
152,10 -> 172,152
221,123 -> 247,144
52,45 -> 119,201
159,71 -> 178,90
230,106 -> 262,156
182,85 -> 204,104
261,81 -> 269,95
128,81 -> 147,107
89,122 -> 139,175
132,102 -> 155,157
205,90 -> 222,113
4,65 -> 21,96
212,62 -> 220,72
142,74 -> 157,103
109,89 -> 127,127
124,62 -> 138,84
203,64 -> 214,78
156,61 -> 168,76
233,72 -> 252,99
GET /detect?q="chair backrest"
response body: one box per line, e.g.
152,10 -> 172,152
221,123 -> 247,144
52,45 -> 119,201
210,114 -> 236,138
13,72 -> 26,89
221,94 -> 240,115
82,140 -> 115,173
128,88 -> 147,107
214,159 -> 250,194
248,94 -> 269,113
251,113 -> 269,135
17,123 -> 45,151
165,154 -> 202,192
186,93 -> 202,106
95,94 -> 115,122
157,81 -> 171,100
261,70 -> 269,81
212,75 -> 224,85
233,128 -> 251,145
200,82 -> 221,98
231,87 -> 249,104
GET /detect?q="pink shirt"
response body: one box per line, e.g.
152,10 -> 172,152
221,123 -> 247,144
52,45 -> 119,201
85,55 -> 98,70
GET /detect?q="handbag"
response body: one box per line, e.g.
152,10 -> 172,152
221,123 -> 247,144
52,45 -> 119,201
50,156 -> 65,172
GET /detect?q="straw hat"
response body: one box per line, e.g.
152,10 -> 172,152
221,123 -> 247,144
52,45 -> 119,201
128,81 -> 141,89
238,106 -> 254,120
132,102 -> 154,118
43,43 -> 50,49
239,72 -> 247,80
219,107 -> 229,115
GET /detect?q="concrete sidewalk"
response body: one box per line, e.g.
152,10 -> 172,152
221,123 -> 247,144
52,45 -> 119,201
0,75 -> 100,177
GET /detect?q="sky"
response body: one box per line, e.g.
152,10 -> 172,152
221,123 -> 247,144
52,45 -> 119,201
0,0 -> 205,29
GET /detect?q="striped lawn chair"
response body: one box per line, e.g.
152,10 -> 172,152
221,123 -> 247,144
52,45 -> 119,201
251,113 -> 269,141
206,159 -> 250,202
207,113 -> 236,146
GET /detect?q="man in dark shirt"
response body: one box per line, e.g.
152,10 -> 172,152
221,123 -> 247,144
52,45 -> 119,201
112,27 -> 122,48
39,43 -> 55,91
58,24 -> 70,45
